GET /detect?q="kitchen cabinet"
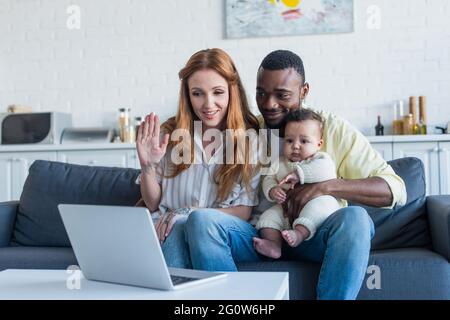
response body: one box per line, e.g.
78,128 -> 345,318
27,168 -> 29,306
438,142 -> 450,196
371,143 -> 393,161
393,142 -> 440,196
0,152 -> 57,201
0,154 -> 14,202
0,144 -> 138,201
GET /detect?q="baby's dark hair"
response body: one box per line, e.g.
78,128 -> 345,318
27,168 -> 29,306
281,108 -> 324,137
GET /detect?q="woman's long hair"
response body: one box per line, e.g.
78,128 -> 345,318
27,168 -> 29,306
162,48 -> 260,202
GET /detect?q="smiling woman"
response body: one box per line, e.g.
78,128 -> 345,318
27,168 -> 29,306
135,48 -> 263,272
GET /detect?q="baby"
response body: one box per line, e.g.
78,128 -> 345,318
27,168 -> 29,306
254,108 -> 343,259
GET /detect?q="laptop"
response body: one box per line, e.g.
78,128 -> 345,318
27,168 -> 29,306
58,204 -> 227,290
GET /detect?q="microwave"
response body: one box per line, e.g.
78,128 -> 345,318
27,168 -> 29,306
0,112 -> 72,145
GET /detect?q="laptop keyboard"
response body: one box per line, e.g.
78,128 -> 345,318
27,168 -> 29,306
170,274 -> 199,285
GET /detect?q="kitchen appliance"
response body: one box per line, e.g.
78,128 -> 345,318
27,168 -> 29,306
0,112 -> 72,145
435,122 -> 450,134
60,127 -> 114,144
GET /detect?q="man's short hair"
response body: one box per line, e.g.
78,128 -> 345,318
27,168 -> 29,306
260,50 -> 306,83
281,108 -> 324,137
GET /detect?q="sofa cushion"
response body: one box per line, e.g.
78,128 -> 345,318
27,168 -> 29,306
238,248 -> 450,300
11,160 -> 141,247
388,157 -> 426,202
351,157 -> 431,250
357,248 -> 450,300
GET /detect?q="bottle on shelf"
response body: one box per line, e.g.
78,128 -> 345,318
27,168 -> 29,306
375,115 -> 384,136
392,100 -> 404,135
409,96 -> 420,135
419,96 -> 427,135
118,108 -> 132,142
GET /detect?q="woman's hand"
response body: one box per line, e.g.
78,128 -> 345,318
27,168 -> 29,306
136,112 -> 170,169
155,211 -> 179,244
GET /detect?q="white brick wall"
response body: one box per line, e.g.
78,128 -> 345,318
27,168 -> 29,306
1,0 -> 449,135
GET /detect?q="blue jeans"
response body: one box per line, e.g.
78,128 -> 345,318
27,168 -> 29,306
161,208 -> 261,270
282,206 -> 375,300
161,206 -> 374,300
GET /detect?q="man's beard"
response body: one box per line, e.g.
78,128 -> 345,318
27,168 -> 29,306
265,119 -> 284,130
264,103 -> 303,130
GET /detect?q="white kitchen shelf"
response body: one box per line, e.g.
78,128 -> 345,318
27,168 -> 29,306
366,134 -> 450,143
0,143 -> 136,152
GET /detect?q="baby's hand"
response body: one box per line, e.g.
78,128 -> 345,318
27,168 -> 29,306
269,187 -> 287,204
278,173 -> 300,189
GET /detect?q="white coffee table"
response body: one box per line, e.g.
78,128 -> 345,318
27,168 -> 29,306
0,269 -> 289,300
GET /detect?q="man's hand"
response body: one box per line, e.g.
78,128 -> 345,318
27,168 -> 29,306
283,181 -> 330,225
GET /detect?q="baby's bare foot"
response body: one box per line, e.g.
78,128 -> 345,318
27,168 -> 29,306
253,237 -> 281,259
281,230 -> 305,247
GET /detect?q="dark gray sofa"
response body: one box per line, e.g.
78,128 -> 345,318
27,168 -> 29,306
1,158 -> 449,300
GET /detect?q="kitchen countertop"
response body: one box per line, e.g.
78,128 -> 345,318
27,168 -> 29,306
366,134 -> 450,143
0,143 -> 137,152
2,134 -> 450,152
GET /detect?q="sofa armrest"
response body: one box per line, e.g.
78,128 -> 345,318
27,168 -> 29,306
0,201 -> 18,247
427,196 -> 450,261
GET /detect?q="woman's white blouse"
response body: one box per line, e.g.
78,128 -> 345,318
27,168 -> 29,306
136,133 -> 260,214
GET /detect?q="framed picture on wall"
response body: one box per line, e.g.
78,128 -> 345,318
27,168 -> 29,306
226,0 -> 354,39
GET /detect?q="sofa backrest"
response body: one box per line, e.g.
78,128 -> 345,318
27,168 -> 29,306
11,157 -> 431,250
11,160 -> 141,247
352,157 -> 431,250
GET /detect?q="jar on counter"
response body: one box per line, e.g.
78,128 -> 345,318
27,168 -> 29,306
392,100 -> 404,135
118,108 -> 131,142
403,113 -> 414,135
122,125 -> 136,143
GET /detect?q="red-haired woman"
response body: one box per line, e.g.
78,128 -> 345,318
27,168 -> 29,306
136,48 -> 262,271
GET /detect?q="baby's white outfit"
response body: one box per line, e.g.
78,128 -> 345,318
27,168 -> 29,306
257,152 -> 343,240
